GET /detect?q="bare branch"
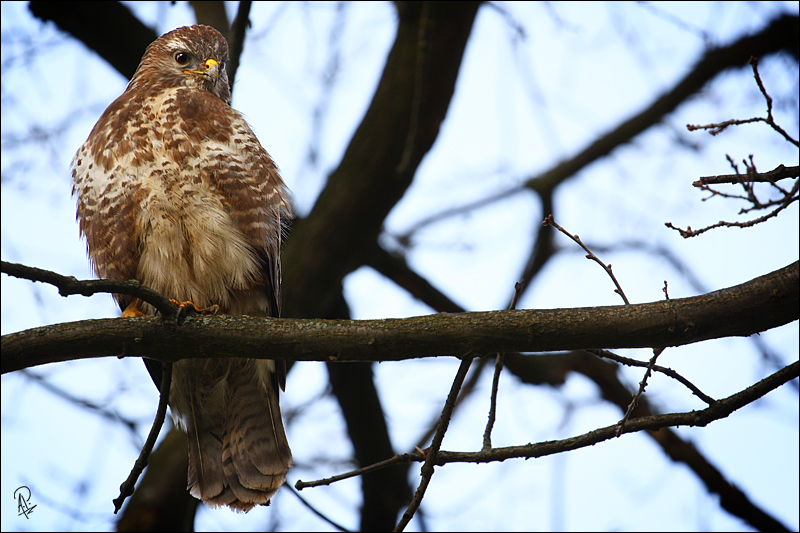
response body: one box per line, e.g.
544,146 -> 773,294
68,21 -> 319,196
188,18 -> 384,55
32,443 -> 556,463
395,183 -> 526,242
28,1 -> 155,79
586,349 -> 716,405
283,484 -> 350,532
396,15 -> 799,246
364,242 -> 465,313
296,360 -> 797,531
750,55 -> 799,147
414,357 -> 492,451
3,262 -> 797,374
539,216 -> 671,433
665,177 -> 799,238
296,453 -> 413,491
437,360 -> 798,456
693,164 -> 799,186
616,347 -> 665,436
1,260 -> 178,318
503,350 -> 793,532
686,57 -> 799,147
395,356 -> 472,531
543,214 -> 631,304
189,1 -> 229,39
226,0 -> 253,90
282,2 -> 482,320
113,362 -> 173,513
482,281 -> 524,451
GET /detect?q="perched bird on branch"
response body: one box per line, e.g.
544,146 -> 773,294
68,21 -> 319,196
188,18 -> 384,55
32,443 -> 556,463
72,24 -> 293,512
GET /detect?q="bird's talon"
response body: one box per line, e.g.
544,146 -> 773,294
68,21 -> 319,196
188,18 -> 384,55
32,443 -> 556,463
170,299 -> 220,316
121,301 -> 146,318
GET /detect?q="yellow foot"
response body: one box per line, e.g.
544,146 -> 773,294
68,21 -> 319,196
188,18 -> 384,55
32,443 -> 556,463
121,300 -> 145,318
169,299 -> 220,316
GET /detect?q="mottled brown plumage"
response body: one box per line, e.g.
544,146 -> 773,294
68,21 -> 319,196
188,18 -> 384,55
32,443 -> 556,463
71,25 -> 292,512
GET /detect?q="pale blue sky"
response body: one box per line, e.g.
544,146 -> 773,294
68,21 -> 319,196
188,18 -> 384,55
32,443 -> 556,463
2,2 -> 798,531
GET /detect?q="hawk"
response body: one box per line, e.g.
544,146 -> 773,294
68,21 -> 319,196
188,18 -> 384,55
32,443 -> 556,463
71,25 -> 293,512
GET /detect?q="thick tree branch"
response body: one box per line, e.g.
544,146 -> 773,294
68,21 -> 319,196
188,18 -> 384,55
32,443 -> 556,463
276,6 -> 480,526
29,1 -> 155,79
3,262 -> 797,374
525,13 -> 799,196
398,13 -> 799,251
226,0 -> 252,89
282,2 -> 482,319
189,1 -> 229,40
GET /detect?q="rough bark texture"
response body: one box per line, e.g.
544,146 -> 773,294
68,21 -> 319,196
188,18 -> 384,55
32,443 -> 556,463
4,261 -> 797,373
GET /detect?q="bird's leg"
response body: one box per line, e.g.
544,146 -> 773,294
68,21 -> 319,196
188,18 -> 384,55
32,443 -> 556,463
169,300 -> 221,316
121,300 -> 146,318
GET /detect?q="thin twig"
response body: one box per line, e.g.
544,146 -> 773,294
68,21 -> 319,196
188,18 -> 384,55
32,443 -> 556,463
538,219 -> 675,432
1,260 -> 178,318
686,56 -> 799,147
484,1 -> 527,40
586,349 -> 715,405
542,214 -> 630,304
283,483 -> 350,532
680,56 -> 799,235
295,360 -> 796,484
414,357 -> 490,451
665,178 -> 799,238
482,351 -> 506,451
296,453 -> 414,490
686,116 -> 765,136
113,361 -> 173,513
394,356 -> 473,532
482,280 -> 524,451
615,265 -> 682,432
395,184 -> 525,244
616,347 -> 665,436
749,55 -> 799,147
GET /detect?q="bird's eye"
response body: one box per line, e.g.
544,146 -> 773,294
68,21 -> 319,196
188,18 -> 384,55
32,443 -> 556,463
174,52 -> 191,65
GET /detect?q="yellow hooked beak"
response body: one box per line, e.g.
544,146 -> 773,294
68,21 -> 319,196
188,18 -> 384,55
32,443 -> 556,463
184,58 -> 219,80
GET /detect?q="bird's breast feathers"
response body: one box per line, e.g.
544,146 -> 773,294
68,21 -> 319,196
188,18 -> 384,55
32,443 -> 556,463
72,86 -> 272,312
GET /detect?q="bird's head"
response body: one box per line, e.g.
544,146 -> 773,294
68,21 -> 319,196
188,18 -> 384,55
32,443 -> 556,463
127,25 -> 232,105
